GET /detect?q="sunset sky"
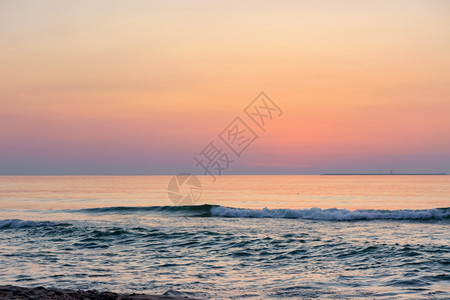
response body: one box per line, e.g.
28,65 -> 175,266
1,0 -> 449,175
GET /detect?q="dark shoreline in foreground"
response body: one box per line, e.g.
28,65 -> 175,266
0,285 -> 200,300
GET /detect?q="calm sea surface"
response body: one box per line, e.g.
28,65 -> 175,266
0,176 -> 449,299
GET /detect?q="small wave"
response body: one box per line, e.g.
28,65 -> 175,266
53,205 -> 450,221
74,204 -> 217,217
0,219 -> 58,229
210,206 -> 450,221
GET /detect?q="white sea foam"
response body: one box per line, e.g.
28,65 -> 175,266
210,206 -> 450,220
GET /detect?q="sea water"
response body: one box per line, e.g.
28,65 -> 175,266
0,176 -> 449,299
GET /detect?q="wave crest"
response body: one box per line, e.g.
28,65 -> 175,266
74,204 -> 217,217
210,206 -> 450,221
0,219 -> 57,229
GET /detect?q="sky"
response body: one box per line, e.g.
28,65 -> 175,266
1,0 -> 449,175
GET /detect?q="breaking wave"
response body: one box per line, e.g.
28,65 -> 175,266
0,219 -> 58,229
210,206 -> 450,221
72,205 -> 450,221
3,206 -> 449,229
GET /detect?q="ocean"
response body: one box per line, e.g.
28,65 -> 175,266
0,175 -> 449,299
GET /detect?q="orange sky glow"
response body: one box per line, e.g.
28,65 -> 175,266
1,0 -> 449,174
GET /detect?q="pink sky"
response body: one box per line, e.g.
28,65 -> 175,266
1,0 -> 449,174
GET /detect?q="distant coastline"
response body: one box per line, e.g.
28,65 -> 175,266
321,172 -> 447,176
